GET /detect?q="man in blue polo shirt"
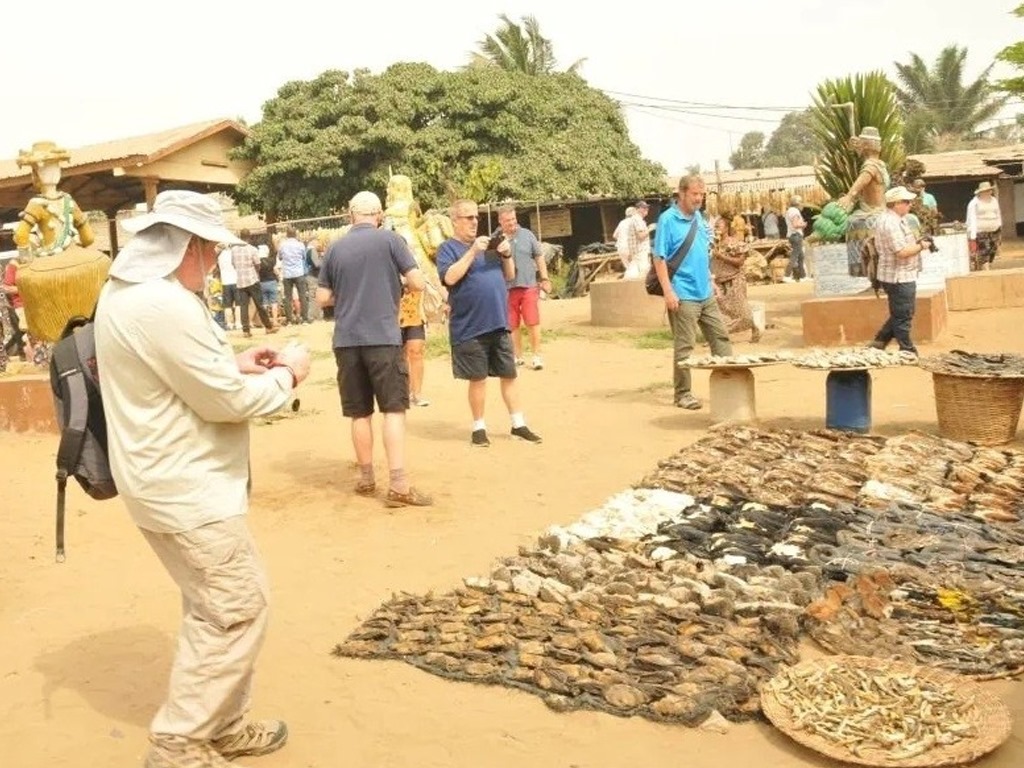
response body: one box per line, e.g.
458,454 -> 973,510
652,175 -> 732,410
436,199 -> 542,447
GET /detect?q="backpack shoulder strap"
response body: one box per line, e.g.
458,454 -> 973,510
52,337 -> 89,563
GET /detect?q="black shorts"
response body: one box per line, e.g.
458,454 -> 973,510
451,330 -> 518,381
401,324 -> 426,343
334,346 -> 409,417
222,284 -> 238,309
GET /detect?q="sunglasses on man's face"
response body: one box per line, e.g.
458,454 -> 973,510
456,215 -> 479,220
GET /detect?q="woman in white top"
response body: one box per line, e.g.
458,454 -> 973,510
965,180 -> 1002,271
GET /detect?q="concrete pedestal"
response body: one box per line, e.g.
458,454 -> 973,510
945,267 -> 1024,311
709,368 -> 756,423
589,279 -> 668,328
801,289 -> 947,347
0,375 -> 59,433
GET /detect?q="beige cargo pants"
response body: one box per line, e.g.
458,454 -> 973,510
141,515 -> 269,740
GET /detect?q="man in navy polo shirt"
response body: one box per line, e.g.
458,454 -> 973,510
436,199 -> 542,447
652,175 -> 732,410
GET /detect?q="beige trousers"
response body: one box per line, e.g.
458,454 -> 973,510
141,515 -> 269,741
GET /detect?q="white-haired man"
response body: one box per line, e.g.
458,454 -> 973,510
783,194 -> 806,282
95,190 -> 311,768
316,191 -> 432,507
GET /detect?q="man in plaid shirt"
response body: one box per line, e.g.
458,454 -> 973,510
230,230 -> 278,338
868,186 -> 934,356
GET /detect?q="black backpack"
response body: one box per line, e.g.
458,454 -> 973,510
49,315 -> 118,562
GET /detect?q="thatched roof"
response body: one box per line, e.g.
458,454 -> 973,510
911,144 -> 1024,181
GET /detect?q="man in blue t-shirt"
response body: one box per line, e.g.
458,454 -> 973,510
436,199 -> 542,447
316,191 -> 432,508
652,175 -> 732,410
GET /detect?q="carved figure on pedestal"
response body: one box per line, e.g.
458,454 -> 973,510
837,127 -> 889,278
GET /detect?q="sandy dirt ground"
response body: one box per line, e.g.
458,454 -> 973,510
2,277 -> 1023,768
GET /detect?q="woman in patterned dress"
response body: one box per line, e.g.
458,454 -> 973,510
712,218 -> 760,343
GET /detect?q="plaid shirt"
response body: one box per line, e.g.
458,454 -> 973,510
230,243 -> 261,288
874,209 -> 921,284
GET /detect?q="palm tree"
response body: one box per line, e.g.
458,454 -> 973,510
893,45 -> 1008,152
469,14 -> 585,75
809,72 -> 905,199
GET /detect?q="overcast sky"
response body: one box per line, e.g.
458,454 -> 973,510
2,0 -> 1022,177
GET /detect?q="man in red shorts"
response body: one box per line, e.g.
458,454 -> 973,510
498,204 -> 551,371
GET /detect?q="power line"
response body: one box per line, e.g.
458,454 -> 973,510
618,101 -> 787,125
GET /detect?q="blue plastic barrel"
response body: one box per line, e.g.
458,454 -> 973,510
825,369 -> 872,433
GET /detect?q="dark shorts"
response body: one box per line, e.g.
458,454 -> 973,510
334,345 -> 409,418
401,324 -> 426,343
451,330 -> 518,381
222,284 -> 238,308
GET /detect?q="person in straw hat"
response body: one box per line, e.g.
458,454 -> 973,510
839,126 -> 890,278
965,180 -> 1002,271
94,190 -> 311,768
866,186 -> 934,356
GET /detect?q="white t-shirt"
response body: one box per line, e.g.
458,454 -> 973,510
217,248 -> 238,285
785,206 -> 805,235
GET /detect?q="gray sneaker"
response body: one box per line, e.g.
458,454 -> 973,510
212,719 -> 288,759
674,393 -> 702,410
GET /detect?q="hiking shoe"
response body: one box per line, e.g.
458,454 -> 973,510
865,340 -> 886,350
145,736 -> 238,768
471,429 -> 490,447
355,480 -> 376,497
410,394 -> 430,407
515,357 -> 525,367
511,425 -> 543,444
385,487 -> 434,508
674,393 -> 702,410
531,356 -> 544,370
212,719 -> 288,759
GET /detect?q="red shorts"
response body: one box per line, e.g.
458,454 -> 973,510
508,286 -> 540,328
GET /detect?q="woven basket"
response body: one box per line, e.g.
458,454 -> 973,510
15,246 -> 110,342
931,372 -> 1024,446
761,655 -> 1012,767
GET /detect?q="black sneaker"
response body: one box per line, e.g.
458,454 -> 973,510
471,429 -> 490,447
511,426 -> 542,444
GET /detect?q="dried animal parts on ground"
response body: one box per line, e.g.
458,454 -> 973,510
334,538 -> 808,725
792,347 -> 919,369
919,350 -> 1024,378
679,352 -> 793,368
639,426 -> 1024,522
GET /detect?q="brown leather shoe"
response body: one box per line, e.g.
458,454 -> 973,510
385,487 -> 433,508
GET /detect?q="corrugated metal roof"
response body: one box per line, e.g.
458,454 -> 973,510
0,118 -> 249,182
912,144 -> 1024,180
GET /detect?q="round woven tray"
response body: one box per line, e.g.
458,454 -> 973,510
930,372 -> 1024,446
760,655 -> 1012,767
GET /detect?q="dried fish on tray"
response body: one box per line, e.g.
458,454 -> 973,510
334,537 -> 811,726
792,347 -> 919,370
680,351 -> 793,368
919,349 -> 1024,378
761,655 -> 1012,767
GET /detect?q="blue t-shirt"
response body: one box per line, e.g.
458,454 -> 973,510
652,205 -> 713,301
506,226 -> 542,288
318,224 -> 417,348
436,238 -> 509,345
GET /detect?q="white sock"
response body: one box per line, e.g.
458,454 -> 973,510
473,419 -> 486,431
511,412 -> 526,429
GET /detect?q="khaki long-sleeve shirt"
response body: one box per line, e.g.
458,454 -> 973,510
95,277 -> 293,532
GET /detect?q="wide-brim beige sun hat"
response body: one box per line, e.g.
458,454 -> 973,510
121,190 -> 244,245
975,181 -> 996,195
884,186 -> 918,204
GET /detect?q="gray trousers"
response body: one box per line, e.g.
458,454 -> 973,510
669,297 -> 733,399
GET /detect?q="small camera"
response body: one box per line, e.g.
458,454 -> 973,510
920,237 -> 938,253
487,229 -> 505,251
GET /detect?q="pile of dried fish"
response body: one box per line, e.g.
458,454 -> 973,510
792,347 -> 919,370
919,350 -> 1024,378
763,659 -> 979,760
335,537 -> 812,725
680,351 -> 793,367
638,425 -> 1024,522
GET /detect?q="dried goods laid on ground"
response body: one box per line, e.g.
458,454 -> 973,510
679,352 -> 793,368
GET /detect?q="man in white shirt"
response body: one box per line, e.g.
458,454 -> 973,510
95,190 -> 311,768
783,195 -> 806,282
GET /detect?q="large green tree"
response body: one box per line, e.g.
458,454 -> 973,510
998,4 -> 1024,94
762,110 -> 817,167
893,45 -> 1007,152
728,132 -> 765,169
470,14 -> 585,74
809,72 -> 905,198
232,63 -> 664,218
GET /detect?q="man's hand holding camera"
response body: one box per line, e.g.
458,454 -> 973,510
918,235 -> 937,253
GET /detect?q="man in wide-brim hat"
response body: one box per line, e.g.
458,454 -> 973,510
95,189 -> 311,768
966,180 -> 1002,270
